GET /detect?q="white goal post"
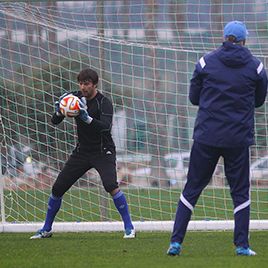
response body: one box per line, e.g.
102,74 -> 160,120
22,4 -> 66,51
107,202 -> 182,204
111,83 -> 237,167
0,1 -> 268,233
2,221 -> 268,233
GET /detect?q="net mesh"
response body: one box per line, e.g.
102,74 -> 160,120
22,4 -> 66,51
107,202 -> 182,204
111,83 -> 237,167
0,1 -> 267,228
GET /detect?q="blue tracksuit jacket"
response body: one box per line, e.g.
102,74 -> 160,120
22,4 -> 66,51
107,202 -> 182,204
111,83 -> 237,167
190,41 -> 267,147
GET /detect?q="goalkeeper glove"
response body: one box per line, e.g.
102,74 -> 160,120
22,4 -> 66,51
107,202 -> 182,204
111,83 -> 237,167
55,92 -> 70,116
78,97 -> 93,124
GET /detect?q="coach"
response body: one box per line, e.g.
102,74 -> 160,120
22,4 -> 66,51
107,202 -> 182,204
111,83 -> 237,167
167,21 -> 267,256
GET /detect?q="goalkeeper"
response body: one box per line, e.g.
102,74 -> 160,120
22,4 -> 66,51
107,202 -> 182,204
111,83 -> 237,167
30,68 -> 135,239
167,21 -> 267,256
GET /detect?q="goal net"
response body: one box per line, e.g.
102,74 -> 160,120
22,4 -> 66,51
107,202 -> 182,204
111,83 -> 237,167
0,1 -> 268,232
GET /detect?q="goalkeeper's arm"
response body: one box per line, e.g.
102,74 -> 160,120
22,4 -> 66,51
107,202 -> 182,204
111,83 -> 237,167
79,97 -> 113,132
51,112 -> 64,125
51,93 -> 69,125
90,98 -> 113,132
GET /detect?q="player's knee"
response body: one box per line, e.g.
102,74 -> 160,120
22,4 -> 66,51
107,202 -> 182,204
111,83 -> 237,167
103,182 -> 118,193
52,182 -> 64,198
231,190 -> 249,205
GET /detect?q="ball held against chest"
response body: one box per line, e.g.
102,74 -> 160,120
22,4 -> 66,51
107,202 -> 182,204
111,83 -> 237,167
60,94 -> 80,117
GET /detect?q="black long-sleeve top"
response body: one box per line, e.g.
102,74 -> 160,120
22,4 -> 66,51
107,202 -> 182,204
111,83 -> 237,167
51,91 -> 115,153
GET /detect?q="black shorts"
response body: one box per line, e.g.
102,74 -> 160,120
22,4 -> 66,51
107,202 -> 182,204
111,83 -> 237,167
52,146 -> 118,197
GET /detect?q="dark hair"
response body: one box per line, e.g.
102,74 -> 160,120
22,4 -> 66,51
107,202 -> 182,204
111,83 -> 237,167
77,68 -> 99,85
226,35 -> 245,45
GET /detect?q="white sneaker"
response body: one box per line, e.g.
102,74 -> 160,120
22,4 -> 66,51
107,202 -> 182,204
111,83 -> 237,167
30,229 -> 53,239
123,229 -> 136,239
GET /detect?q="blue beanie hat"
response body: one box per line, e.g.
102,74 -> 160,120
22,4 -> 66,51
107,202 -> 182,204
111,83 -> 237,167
224,21 -> 248,42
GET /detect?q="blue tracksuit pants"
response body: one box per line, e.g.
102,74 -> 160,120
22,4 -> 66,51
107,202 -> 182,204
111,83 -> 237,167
171,141 -> 250,248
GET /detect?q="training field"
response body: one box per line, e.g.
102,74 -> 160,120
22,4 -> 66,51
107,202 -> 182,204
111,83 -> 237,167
1,231 -> 267,268
2,188 -> 267,267
1,2 -> 268,267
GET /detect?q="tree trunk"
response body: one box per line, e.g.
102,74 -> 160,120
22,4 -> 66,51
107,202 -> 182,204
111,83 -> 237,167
46,1 -> 57,51
144,0 -> 169,187
168,1 -> 190,151
211,0 -> 224,45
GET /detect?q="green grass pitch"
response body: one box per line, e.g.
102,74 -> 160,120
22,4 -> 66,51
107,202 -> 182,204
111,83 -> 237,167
0,231 -> 267,268
2,188 -> 268,267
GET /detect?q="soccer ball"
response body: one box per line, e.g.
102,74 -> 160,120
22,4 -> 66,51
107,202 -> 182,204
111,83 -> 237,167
59,94 -> 80,117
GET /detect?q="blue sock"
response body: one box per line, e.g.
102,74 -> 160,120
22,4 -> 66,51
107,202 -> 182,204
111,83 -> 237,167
42,194 -> 62,232
113,191 -> 133,230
